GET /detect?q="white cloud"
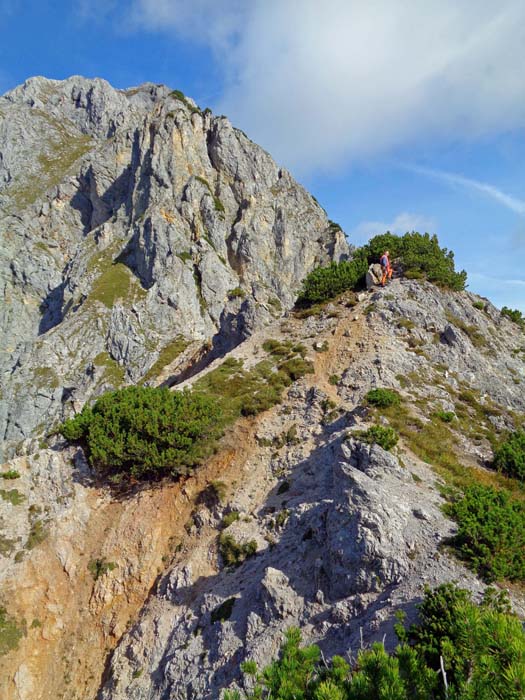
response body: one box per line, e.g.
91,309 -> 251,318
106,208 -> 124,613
351,212 -> 436,245
403,164 -> 525,216
131,0 -> 525,174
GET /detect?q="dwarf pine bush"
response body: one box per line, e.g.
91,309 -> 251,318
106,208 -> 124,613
356,425 -> 399,451
445,484 -> 525,582
501,306 -> 524,328
493,430 -> 525,481
365,388 -> 401,408
296,232 -> 466,307
60,386 -> 222,480
295,249 -> 368,307
224,584 -> 525,700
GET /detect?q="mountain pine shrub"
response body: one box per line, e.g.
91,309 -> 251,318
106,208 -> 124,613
356,425 -> 399,451
296,232 -> 466,307
224,584 -> 525,700
493,430 -> 525,481
501,306 -> 524,328
364,232 -> 466,291
60,386 -> 222,480
295,249 -> 369,307
365,387 -> 401,408
445,484 -> 525,582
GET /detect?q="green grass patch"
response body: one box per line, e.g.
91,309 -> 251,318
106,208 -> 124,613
354,425 -> 399,451
93,352 -> 126,388
267,297 -> 282,312
221,511 -> 240,528
193,351 -> 312,422
0,607 -> 25,656
228,286 -> 245,299
88,558 -> 116,581
0,471 -> 20,480
33,366 -> 59,389
7,119 -> 92,210
142,336 -> 190,382
25,520 -> 48,550
87,262 -> 147,309
209,480 -> 227,503
0,534 -> 17,556
397,318 -> 415,330
434,410 -> 455,423
445,311 -> 486,348
0,489 -> 25,506
218,533 -> 257,567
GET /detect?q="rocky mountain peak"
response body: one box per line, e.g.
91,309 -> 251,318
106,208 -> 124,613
0,75 -> 348,452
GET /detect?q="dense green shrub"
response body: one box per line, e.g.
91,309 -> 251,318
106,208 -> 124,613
228,286 -> 245,299
356,425 -> 399,451
60,386 -> 222,480
296,232 -> 466,307
445,484 -> 525,582
493,430 -> 525,481
295,250 -> 368,307
501,306 -> 524,327
365,387 -> 401,408
0,470 -> 20,480
365,232 -> 466,291
88,558 -> 116,581
403,583 -> 525,697
224,584 -> 525,700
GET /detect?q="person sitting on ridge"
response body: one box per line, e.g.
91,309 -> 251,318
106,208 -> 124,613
380,250 -> 393,287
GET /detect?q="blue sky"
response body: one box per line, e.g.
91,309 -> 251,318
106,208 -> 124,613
1,0 -> 524,310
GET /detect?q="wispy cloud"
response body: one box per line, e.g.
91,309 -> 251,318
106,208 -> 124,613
130,0 -> 525,174
350,212 -> 436,245
404,164 -> 525,216
470,273 -> 525,287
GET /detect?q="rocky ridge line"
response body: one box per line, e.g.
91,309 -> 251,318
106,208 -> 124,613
0,75 -> 348,453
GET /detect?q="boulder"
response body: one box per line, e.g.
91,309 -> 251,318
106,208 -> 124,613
366,263 -> 383,289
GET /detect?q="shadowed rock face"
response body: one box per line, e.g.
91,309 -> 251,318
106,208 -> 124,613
0,76 -> 349,450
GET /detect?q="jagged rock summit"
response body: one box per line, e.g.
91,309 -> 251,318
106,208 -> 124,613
0,75 -> 348,451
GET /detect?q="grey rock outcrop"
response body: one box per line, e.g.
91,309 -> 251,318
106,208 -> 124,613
0,76 -> 349,451
366,263 -> 382,289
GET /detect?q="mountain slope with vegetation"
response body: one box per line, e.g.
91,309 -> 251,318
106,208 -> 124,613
0,76 -> 524,700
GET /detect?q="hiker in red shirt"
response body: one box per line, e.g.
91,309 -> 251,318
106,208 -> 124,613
380,250 -> 392,287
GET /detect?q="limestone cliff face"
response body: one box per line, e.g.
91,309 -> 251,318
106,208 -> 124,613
0,76 -> 348,450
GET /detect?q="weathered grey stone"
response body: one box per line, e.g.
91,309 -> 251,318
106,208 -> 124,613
366,263 -> 382,289
0,76 -> 350,450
